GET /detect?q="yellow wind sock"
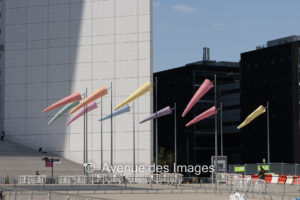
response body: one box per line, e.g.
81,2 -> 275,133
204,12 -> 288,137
237,105 -> 266,129
114,81 -> 153,110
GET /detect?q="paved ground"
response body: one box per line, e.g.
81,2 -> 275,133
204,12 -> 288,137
1,184 -> 299,200
74,193 -> 296,200
2,191 -> 297,200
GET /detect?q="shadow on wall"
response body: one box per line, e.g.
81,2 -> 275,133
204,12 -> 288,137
4,1 -> 84,162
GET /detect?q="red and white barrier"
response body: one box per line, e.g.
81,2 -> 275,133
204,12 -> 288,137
271,174 -> 279,184
285,176 -> 293,184
232,173 -> 300,185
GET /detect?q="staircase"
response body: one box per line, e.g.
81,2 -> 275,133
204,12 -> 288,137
0,139 -> 84,179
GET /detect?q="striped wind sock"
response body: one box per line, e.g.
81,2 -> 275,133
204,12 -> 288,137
70,86 -> 108,114
48,101 -> 80,125
66,101 -> 97,126
182,79 -> 214,117
140,106 -> 172,124
185,106 -> 216,127
114,81 -> 153,110
99,105 -> 130,121
43,92 -> 82,113
237,105 -> 266,129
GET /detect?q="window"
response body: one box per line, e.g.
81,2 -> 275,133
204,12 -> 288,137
221,88 -> 240,95
280,57 -> 284,63
263,79 -> 267,84
271,59 -> 275,65
223,105 -> 240,111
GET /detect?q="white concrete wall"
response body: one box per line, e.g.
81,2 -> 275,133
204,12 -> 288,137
0,0 -> 4,132
4,0 -> 153,174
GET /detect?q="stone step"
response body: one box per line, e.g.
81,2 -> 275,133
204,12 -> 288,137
0,139 -> 84,179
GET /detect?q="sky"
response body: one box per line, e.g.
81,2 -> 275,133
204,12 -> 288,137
153,0 -> 300,72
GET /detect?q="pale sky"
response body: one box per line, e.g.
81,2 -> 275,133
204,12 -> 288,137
153,0 -> 300,72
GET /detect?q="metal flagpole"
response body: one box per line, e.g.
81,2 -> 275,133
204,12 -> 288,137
101,98 -> 103,169
155,77 -> 158,174
267,101 -> 270,163
51,156 -> 54,181
214,75 -> 218,157
174,103 -> 177,173
83,92 -> 86,175
133,101 -> 136,181
110,82 -> 113,167
220,102 -> 223,156
86,88 -> 88,164
214,74 -> 218,178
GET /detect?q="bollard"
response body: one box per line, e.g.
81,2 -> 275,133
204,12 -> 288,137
48,191 -> 51,200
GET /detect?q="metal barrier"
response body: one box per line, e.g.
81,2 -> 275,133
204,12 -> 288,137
1,176 -> 300,198
73,175 -> 87,184
216,173 -> 229,184
0,190 -> 99,200
58,176 -> 73,184
17,175 -> 46,184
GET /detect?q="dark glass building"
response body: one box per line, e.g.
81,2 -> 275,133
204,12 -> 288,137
240,36 -> 300,163
154,60 -> 241,167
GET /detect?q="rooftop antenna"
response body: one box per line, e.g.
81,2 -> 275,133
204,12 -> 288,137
203,47 -> 210,61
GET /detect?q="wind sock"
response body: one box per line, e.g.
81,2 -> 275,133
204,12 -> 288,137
66,101 -> 97,126
43,92 -> 82,113
99,105 -> 130,121
114,81 -> 153,110
237,105 -> 266,129
186,106 -> 216,127
70,86 -> 107,114
140,106 -> 172,124
48,101 -> 80,125
182,79 -> 214,117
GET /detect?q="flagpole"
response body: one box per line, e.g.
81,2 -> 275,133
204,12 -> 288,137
101,98 -> 103,170
83,92 -> 86,175
110,82 -> 113,167
220,102 -> 223,156
267,101 -> 270,163
155,76 -> 158,175
86,88 -> 88,165
133,101 -> 136,182
174,102 -> 177,173
214,74 -> 218,174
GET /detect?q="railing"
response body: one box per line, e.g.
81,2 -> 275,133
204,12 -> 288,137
0,190 -> 99,200
0,176 -> 299,198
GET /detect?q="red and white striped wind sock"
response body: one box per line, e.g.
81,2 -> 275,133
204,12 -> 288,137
185,106 -> 216,127
182,79 -> 214,117
43,92 -> 82,113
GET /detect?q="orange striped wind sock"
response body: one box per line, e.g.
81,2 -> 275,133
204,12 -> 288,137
43,92 -> 82,113
182,79 -> 213,117
186,106 -> 216,127
70,86 -> 108,114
